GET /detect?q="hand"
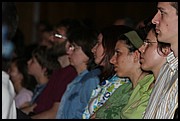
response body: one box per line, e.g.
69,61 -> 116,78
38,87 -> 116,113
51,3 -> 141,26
21,103 -> 37,115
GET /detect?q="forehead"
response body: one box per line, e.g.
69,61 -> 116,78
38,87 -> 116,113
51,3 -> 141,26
56,27 -> 67,34
158,2 -> 176,12
115,41 -> 127,48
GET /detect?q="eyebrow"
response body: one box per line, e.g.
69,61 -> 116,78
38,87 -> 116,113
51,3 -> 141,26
144,39 -> 157,43
157,6 -> 166,12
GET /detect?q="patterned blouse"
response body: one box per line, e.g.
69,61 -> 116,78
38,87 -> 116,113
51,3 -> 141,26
82,74 -> 129,119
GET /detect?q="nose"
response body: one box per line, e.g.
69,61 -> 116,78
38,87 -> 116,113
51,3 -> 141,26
110,54 -> 116,64
138,44 -> 146,53
91,44 -> 97,53
152,12 -> 160,25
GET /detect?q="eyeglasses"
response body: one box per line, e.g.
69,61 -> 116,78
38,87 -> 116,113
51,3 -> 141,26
143,39 -> 157,47
54,33 -> 67,39
68,44 -> 81,51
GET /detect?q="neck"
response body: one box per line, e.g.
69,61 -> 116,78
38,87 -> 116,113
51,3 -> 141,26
14,82 -> 23,94
171,43 -> 178,57
75,64 -> 87,75
35,75 -> 49,85
58,55 -> 70,68
130,69 -> 147,89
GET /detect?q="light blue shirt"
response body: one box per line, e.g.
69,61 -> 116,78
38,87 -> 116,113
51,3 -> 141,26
56,68 -> 100,119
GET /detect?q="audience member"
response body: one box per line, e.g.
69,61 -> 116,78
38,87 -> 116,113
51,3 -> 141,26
8,57 -> 37,109
31,41 -> 77,119
83,25 -> 132,119
21,45 -> 60,115
143,2 -> 178,119
56,27 -> 100,119
29,18 -> 82,119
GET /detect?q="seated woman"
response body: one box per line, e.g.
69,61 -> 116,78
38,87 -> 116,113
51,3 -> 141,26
92,30 -> 154,119
83,25 -> 132,119
138,23 -> 174,119
55,27 -> 100,119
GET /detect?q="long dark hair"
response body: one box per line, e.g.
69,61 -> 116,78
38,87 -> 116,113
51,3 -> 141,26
98,25 -> 133,82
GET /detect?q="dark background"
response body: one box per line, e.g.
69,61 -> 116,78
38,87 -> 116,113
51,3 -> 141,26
16,2 -> 157,45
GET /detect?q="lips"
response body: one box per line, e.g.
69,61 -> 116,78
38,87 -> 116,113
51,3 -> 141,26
155,28 -> 160,34
113,66 -> 118,71
140,56 -> 144,63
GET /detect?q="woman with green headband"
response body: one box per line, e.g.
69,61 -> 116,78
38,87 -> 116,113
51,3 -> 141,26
91,30 -> 154,119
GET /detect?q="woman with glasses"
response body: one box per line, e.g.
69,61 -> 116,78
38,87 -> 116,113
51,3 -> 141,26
138,24 -> 173,119
55,27 -> 101,119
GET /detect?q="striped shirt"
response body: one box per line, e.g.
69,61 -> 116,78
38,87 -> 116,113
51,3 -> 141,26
143,52 -> 178,119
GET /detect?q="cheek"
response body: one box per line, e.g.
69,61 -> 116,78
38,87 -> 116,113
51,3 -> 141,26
10,71 -> 23,82
143,49 -> 159,70
10,71 -> 18,78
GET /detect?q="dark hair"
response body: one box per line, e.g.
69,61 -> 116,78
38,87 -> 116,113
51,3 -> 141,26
171,2 -> 178,15
32,46 -> 60,78
47,40 -> 68,68
2,2 -> 19,40
114,17 -> 135,28
11,57 -> 37,92
68,27 -> 98,70
56,18 -> 85,35
138,21 -> 171,56
99,25 -> 133,82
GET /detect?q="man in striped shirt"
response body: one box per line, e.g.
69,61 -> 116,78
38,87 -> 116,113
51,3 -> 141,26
143,2 -> 178,119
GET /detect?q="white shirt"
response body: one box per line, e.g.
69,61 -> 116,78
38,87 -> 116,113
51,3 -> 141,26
2,71 -> 17,119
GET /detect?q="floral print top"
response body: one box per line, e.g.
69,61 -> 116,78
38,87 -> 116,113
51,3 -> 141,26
82,74 -> 130,119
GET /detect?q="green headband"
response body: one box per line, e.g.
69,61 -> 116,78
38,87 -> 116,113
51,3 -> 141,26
124,31 -> 143,49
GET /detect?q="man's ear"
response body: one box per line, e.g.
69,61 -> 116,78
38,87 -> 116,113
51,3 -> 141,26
158,46 -> 172,57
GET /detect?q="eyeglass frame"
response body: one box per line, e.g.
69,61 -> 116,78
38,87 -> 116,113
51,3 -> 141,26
143,39 -> 157,47
54,33 -> 67,39
67,43 -> 81,51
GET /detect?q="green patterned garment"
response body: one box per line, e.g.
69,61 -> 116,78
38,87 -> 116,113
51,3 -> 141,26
95,74 -> 154,119
95,83 -> 133,119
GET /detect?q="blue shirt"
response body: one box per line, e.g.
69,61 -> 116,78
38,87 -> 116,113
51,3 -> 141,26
56,68 -> 100,119
30,84 -> 47,105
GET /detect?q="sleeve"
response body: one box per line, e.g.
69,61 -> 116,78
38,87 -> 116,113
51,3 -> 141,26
74,77 -> 99,119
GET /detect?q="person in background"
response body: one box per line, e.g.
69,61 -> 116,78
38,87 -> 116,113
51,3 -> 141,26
143,2 -> 178,119
31,40 -> 77,119
21,45 -> 60,115
8,57 -> 37,109
56,27 -> 100,119
29,18 -> 82,119
82,25 -> 132,119
2,2 -> 18,119
113,17 -> 135,28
